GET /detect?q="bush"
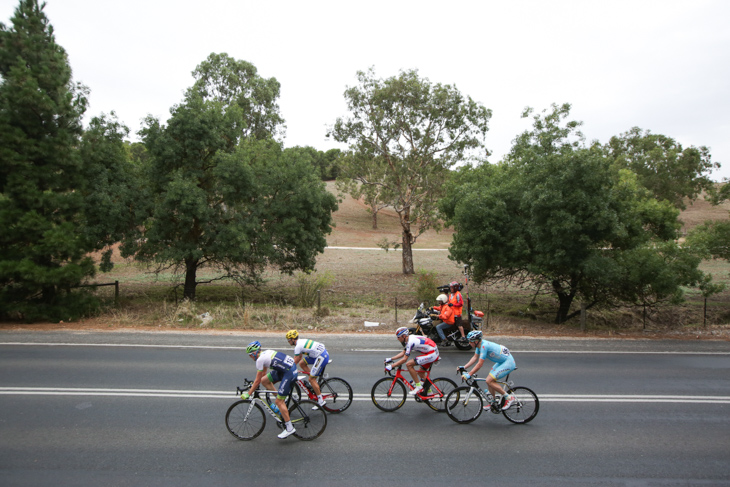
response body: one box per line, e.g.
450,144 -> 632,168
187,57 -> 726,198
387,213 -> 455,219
295,271 -> 334,307
413,269 -> 439,304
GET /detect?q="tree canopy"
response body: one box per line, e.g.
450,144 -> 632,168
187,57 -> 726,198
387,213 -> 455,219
606,127 -> 719,210
128,54 -> 337,300
329,67 -> 491,274
441,104 -> 705,323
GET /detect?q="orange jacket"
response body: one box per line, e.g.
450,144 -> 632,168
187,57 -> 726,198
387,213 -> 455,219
449,291 -> 464,317
433,303 -> 455,325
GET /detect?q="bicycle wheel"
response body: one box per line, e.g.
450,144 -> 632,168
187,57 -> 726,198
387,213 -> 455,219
445,386 -> 483,424
319,377 -> 353,413
502,386 -> 539,424
289,400 -> 327,441
371,377 -> 407,412
225,400 -> 266,440
424,377 -> 458,412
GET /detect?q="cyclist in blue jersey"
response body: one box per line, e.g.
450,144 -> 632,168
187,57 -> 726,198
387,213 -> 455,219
459,330 -> 516,410
286,329 -> 330,407
385,327 -> 440,396
240,341 -> 299,439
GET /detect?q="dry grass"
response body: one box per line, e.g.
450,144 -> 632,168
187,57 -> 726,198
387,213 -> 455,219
3,182 -> 730,340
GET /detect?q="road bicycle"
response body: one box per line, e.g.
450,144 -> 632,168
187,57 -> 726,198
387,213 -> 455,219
225,379 -> 327,441
287,371 -> 353,414
371,359 -> 457,412
445,367 -> 539,424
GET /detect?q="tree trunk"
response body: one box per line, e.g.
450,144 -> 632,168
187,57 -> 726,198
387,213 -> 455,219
398,207 -> 415,274
552,279 -> 575,324
371,203 -> 378,230
184,258 -> 198,301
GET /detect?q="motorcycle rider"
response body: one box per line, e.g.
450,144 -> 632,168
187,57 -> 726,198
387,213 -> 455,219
448,281 -> 467,342
385,327 -> 439,396
432,293 -> 456,346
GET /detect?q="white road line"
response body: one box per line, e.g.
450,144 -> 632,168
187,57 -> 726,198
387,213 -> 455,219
1,388 -> 729,404
2,343 -> 729,354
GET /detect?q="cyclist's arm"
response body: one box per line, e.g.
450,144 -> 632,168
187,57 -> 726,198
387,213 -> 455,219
462,354 -> 478,371
248,368 -> 267,396
468,358 -> 486,377
389,350 -> 406,366
292,354 -> 303,366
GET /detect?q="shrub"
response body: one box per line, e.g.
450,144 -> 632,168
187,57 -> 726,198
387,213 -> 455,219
413,269 -> 439,304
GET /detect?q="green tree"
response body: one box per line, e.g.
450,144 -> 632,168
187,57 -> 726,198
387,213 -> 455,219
441,104 -> 704,323
78,113 -> 145,272
329,67 -> 491,274
0,0 -> 96,320
129,55 -> 337,301
606,127 -> 719,210
336,152 -> 392,230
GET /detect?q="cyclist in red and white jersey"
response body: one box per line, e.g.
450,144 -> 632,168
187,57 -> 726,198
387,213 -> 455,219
385,327 -> 440,396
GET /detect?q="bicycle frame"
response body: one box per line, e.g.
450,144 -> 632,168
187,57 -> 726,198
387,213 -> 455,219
458,374 -> 514,412
236,386 -> 285,423
385,364 -> 445,401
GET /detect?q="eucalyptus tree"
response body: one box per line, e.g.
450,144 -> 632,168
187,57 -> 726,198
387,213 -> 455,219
329,68 -> 491,274
441,104 -> 705,324
130,54 -> 337,300
606,127 -> 719,210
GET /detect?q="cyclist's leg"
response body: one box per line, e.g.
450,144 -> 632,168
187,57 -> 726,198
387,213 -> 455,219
414,351 -> 439,386
405,357 -> 420,384
307,352 -> 329,398
276,366 -> 298,423
485,356 -> 516,397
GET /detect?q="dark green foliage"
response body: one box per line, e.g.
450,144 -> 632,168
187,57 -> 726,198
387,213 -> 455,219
0,0 -> 95,320
441,104 -> 706,323
129,54 -> 338,301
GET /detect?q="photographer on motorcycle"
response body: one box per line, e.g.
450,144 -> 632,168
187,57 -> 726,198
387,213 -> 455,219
432,294 -> 457,346
448,281 -> 468,342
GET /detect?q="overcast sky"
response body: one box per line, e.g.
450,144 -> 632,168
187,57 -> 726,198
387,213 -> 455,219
3,0 -> 729,180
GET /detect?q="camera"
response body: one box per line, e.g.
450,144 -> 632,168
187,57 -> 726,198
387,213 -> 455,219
437,283 -> 463,293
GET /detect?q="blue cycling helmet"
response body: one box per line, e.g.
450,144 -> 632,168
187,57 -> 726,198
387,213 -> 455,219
246,341 -> 261,354
467,330 -> 483,342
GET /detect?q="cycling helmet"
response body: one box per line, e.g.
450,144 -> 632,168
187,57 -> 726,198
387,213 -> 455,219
467,330 -> 483,342
436,294 -> 448,304
246,340 -> 261,354
395,327 -> 410,338
285,330 -> 299,340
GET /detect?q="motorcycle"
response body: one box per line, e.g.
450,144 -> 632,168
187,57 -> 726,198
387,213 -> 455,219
408,302 -> 483,351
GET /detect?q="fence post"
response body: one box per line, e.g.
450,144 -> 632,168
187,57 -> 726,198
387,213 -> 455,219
317,289 -> 321,312
114,280 -> 119,304
395,297 -> 398,323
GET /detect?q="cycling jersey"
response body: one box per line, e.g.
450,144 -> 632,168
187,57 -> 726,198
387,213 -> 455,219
257,350 -> 297,399
293,338 -> 327,358
474,340 -> 511,363
404,335 -> 438,356
474,340 -> 515,380
256,350 -> 296,373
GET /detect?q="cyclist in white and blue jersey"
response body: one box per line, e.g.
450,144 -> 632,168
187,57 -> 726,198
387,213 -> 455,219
459,330 -> 516,410
286,329 -> 330,407
240,341 -> 298,439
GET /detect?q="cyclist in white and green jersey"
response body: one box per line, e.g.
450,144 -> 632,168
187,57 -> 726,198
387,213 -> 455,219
286,330 -> 330,407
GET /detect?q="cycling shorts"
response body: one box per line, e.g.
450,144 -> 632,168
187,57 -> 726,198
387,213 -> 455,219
414,350 -> 440,368
305,350 -> 330,377
267,364 -> 298,400
489,355 -> 516,380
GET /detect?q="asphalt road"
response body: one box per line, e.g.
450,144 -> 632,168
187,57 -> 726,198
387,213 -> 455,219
1,330 -> 729,486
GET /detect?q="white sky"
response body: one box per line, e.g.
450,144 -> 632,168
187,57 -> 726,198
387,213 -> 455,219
2,0 -> 729,180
